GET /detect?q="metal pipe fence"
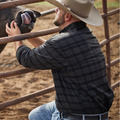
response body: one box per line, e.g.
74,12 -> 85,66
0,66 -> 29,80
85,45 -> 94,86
0,0 -> 44,9
0,0 -> 119,110
0,86 -> 55,110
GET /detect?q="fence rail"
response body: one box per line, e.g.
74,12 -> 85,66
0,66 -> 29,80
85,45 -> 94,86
0,0 -> 44,9
0,27 -> 60,44
0,0 -> 119,111
100,33 -> 120,47
0,68 -> 36,78
41,8 -> 55,16
0,86 -> 55,110
101,8 -> 120,18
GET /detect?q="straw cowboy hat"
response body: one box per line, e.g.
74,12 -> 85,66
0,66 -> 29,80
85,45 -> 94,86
45,0 -> 103,26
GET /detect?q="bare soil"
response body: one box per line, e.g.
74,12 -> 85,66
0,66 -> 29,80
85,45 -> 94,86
0,4 -> 119,120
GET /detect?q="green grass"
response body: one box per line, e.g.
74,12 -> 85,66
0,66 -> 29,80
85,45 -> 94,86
94,1 -> 119,8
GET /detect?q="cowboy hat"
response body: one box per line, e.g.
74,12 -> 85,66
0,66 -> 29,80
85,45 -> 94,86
45,0 -> 103,26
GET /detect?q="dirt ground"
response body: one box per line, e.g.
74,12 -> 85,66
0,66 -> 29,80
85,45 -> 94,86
0,3 -> 119,120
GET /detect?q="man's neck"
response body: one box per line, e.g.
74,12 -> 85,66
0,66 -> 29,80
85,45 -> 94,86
59,19 -> 80,30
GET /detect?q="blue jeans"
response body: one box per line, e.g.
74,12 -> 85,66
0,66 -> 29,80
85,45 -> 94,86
28,101 -> 108,120
28,101 -> 63,120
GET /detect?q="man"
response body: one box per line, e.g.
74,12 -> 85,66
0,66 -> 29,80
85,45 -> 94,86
6,0 -> 114,120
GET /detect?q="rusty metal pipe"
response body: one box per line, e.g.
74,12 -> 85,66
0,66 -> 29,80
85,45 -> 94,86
109,58 -> 120,67
100,33 -> 120,47
0,86 -> 55,110
111,81 -> 120,90
102,0 -> 111,86
106,57 -> 120,68
41,8 -> 55,16
101,8 -> 120,18
0,27 -> 60,44
0,68 -> 36,78
0,0 -> 44,9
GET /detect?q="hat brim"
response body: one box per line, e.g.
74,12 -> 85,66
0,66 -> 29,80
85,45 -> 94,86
46,0 -> 103,26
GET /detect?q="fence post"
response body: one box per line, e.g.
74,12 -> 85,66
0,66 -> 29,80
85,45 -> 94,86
102,0 -> 111,86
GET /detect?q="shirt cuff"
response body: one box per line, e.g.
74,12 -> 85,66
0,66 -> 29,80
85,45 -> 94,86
16,45 -> 28,64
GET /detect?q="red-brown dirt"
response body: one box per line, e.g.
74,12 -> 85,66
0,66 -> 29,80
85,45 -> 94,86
0,3 -> 119,120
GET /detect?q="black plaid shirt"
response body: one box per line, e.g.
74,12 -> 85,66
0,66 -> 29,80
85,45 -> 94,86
16,21 -> 114,114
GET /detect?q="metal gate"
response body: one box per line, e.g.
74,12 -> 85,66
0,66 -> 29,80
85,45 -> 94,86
0,0 -> 119,115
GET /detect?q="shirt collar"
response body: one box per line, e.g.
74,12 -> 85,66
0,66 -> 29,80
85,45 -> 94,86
59,21 -> 86,33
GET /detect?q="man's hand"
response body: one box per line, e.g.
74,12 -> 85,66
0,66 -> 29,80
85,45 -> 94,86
6,21 -> 21,36
6,21 -> 23,51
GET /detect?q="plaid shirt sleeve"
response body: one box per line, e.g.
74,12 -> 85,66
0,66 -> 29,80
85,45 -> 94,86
16,37 -> 67,70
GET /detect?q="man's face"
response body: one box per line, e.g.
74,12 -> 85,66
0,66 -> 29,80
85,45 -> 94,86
53,7 -> 65,26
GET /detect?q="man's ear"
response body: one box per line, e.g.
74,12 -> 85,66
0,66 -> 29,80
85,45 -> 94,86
64,13 -> 72,22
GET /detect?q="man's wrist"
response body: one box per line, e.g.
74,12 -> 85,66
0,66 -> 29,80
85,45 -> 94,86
15,41 -> 24,51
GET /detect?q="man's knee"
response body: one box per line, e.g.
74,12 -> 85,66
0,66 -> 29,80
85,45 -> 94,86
28,110 -> 37,120
28,101 -> 56,120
